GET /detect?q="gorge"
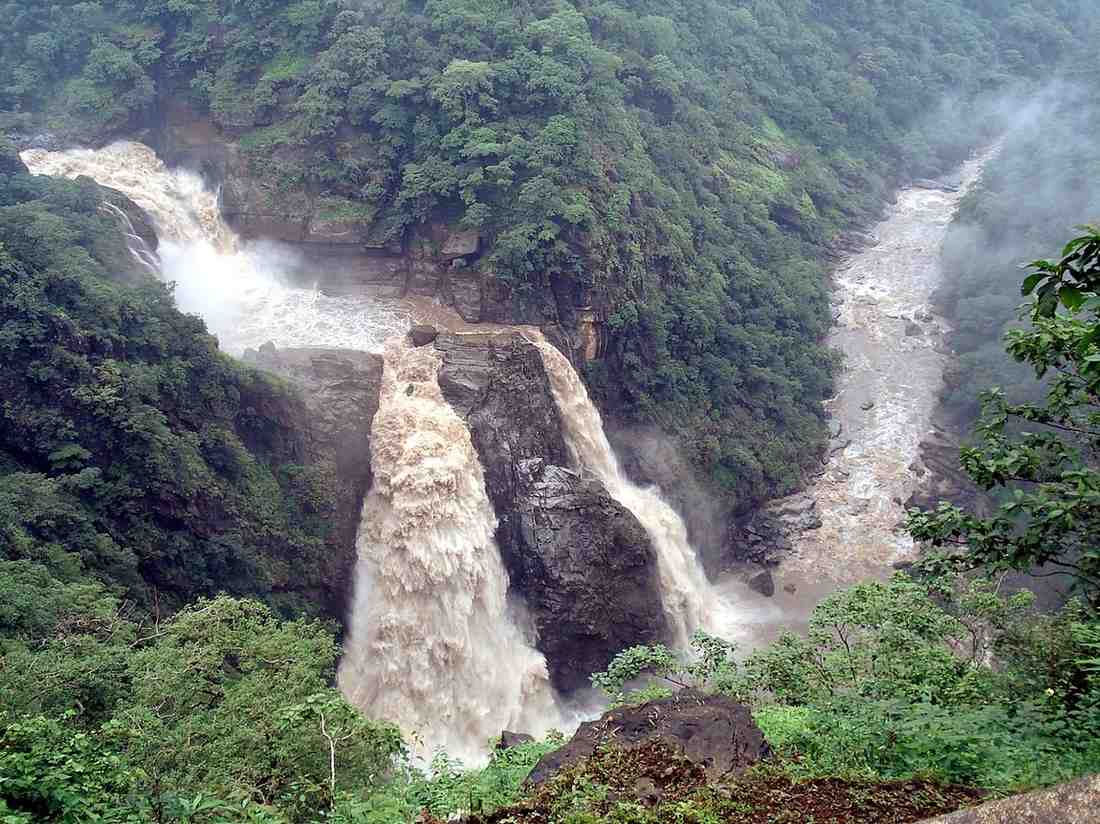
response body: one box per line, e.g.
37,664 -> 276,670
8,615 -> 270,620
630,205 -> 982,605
5,2 -> 1098,818
20,135 -> 998,757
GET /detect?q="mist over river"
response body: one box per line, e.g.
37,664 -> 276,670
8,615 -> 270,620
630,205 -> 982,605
759,147 -> 999,600
20,138 -> 998,754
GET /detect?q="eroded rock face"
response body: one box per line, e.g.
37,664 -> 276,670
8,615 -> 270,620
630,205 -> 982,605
527,689 -> 771,785
510,460 -> 670,691
435,332 -> 669,692
147,106 -> 579,329
242,346 -> 384,618
732,493 -> 823,567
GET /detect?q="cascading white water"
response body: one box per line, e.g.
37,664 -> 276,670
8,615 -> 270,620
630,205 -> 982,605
529,336 -> 738,645
23,139 -> 560,758
19,141 -> 408,354
337,339 -> 560,761
779,148 -> 1000,584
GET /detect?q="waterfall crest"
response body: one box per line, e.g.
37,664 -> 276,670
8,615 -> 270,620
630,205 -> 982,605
529,336 -> 733,644
19,141 -> 408,354
337,339 -> 559,760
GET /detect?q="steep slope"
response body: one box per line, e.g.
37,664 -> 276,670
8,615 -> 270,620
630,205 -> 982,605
0,137 -> 337,616
2,0 -> 1087,510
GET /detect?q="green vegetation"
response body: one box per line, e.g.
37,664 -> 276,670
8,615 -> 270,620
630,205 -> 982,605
594,577 -> 1100,793
2,0 -> 1091,505
0,140 -> 335,616
3,0 -> 1100,820
4,207 -> 1100,820
911,229 -> 1100,607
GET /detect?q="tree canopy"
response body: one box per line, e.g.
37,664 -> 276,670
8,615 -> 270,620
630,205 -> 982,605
2,0 -> 1089,504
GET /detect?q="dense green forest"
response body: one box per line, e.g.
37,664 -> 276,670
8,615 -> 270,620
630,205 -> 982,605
0,138 -> 337,616
2,121 -> 1100,818
1,0 -> 1091,505
3,1 -> 1100,821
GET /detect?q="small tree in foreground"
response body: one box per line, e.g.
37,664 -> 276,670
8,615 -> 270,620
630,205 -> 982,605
908,228 -> 1100,607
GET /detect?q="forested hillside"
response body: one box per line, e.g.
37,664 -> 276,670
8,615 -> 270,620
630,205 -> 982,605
0,138 -> 337,616
3,3 -> 1100,821
1,0 -> 1088,506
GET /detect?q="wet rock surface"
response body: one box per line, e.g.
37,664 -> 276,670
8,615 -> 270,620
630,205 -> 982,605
436,332 -> 668,692
732,493 -> 823,567
409,324 -> 439,347
242,346 -> 384,618
497,731 -> 535,751
511,460 -> 670,691
527,689 -> 770,785
904,421 -> 984,514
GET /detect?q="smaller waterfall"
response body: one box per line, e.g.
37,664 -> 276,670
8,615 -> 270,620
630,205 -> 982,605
20,142 -> 408,354
337,339 -> 560,761
530,336 -> 734,645
99,201 -> 161,275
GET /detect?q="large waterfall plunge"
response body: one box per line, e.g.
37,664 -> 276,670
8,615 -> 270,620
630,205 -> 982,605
530,337 -> 737,645
21,138 -> 745,756
19,142 -> 408,354
337,339 -> 560,760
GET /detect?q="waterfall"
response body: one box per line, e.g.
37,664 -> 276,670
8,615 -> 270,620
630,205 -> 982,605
98,200 -> 161,275
529,336 -> 734,645
19,141 -> 408,354
336,339 -> 560,761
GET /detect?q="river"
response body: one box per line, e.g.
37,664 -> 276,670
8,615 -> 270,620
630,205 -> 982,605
765,147 -> 998,601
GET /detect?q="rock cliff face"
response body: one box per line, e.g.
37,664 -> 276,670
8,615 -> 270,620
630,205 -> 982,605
243,332 -> 667,692
435,331 -> 670,692
242,345 -> 384,619
146,102 -> 570,328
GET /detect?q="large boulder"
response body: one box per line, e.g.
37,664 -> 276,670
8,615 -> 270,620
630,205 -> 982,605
919,773 -> 1100,823
242,346 -> 384,618
527,689 -> 770,785
510,459 -> 670,691
435,331 -> 669,692
731,492 -> 823,568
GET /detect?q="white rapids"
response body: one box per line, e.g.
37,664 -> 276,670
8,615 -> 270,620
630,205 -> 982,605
337,339 -> 560,762
19,141 -> 408,354
529,335 -> 748,645
780,147 -> 1000,582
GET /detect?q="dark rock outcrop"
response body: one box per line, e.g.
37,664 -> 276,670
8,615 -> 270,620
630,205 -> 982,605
732,493 -> 822,567
509,460 -> 670,691
827,229 -> 879,260
242,346 -> 384,618
497,731 -> 535,751
99,186 -> 159,252
527,689 -> 770,786
435,332 -> 669,692
748,570 -> 776,597
409,324 -> 439,347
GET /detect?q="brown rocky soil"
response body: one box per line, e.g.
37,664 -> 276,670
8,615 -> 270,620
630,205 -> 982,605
454,741 -> 984,823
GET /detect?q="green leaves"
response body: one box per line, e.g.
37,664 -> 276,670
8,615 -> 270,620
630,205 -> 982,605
911,229 -> 1100,607
1024,228 -> 1100,317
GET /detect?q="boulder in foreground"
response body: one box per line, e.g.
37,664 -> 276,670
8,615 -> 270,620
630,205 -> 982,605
919,773 -> 1100,823
527,689 -> 769,785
